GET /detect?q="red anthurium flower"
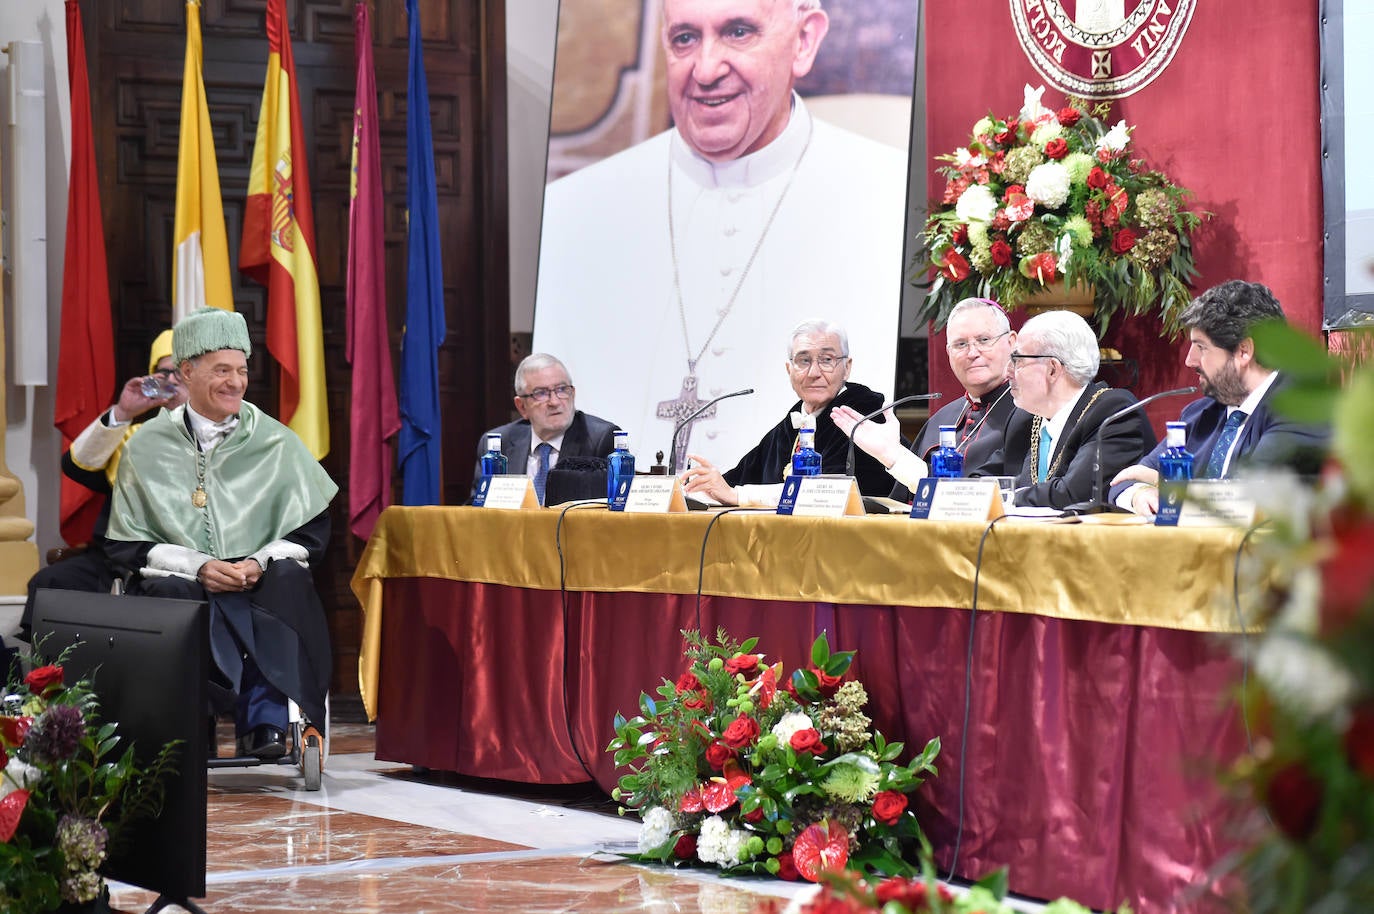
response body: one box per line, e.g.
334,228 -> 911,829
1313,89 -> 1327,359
703,778 -> 738,813
721,757 -> 752,791
937,248 -> 971,283
752,665 -> 778,710
0,716 -> 32,749
0,790 -> 30,842
791,820 -> 850,882
678,786 -> 705,814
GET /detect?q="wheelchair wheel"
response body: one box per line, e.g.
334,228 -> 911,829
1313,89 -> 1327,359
300,725 -> 323,791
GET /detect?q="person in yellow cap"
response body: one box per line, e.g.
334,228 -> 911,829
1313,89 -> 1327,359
105,308 -> 337,760
20,331 -> 186,640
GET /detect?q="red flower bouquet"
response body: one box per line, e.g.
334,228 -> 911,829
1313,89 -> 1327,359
607,630 -> 940,882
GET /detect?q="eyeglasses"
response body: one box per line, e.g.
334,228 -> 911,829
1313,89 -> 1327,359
946,330 -> 1011,355
789,355 -> 848,373
518,383 -> 575,403
1009,352 -> 1057,372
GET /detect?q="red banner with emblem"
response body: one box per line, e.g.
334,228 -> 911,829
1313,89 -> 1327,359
924,1 -> 1322,423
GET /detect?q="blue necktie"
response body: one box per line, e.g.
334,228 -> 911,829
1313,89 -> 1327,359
532,442 -> 552,505
1204,410 -> 1247,478
1037,426 -> 1054,483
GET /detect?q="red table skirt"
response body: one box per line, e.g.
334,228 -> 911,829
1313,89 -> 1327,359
376,578 -> 1243,912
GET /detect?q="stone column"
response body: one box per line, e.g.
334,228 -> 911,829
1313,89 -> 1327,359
0,142 -> 40,595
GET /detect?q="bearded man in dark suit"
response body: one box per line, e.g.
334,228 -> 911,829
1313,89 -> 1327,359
1110,280 -> 1329,515
469,354 -> 619,504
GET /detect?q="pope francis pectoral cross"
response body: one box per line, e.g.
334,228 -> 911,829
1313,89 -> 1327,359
657,373 -> 716,473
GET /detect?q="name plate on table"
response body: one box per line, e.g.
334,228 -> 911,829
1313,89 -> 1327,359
776,475 -> 864,517
1177,479 -> 1258,527
616,476 -> 689,513
909,478 -> 1005,521
473,475 -> 540,510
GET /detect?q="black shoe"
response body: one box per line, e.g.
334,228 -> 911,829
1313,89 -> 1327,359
238,725 -> 287,760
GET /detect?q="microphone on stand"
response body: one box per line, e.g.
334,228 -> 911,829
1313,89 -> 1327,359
1062,385 -> 1198,515
668,388 -> 755,474
844,393 -> 944,478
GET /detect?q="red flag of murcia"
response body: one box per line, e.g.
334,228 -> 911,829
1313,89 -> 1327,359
1011,0 -> 1197,100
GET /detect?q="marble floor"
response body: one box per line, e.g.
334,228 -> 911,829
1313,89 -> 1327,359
105,721 -> 815,914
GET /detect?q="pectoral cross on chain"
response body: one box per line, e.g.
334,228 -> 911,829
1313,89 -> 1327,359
657,373 -> 715,472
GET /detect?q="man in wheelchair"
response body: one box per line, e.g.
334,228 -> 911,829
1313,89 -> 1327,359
103,307 -> 336,760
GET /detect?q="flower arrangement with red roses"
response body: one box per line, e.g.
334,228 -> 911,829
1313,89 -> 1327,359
917,84 -> 1203,335
1223,323 -> 1374,912
607,630 -> 940,882
0,652 -> 179,912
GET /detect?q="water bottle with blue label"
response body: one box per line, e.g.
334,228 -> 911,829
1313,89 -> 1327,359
480,434 -> 507,478
1155,421 -> 1193,525
930,425 -> 964,478
607,430 -> 635,502
792,418 -> 822,477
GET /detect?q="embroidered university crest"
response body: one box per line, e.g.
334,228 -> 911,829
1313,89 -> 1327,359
1011,0 -> 1196,100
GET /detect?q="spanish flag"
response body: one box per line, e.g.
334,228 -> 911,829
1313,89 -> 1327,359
172,0 -> 233,321
240,0 -> 329,459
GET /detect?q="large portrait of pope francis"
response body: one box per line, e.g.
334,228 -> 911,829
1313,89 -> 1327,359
533,0 -> 918,470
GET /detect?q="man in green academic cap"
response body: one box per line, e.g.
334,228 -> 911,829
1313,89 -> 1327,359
105,307 -> 337,759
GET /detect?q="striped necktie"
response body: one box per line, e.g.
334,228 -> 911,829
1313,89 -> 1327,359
1204,410 -> 1247,478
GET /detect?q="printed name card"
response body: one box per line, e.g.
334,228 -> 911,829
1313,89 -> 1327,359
615,476 -> 689,513
908,478 -> 1005,521
1177,479 -> 1258,528
776,475 -> 864,517
473,475 -> 540,510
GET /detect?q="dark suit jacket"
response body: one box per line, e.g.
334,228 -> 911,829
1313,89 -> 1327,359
892,382 -> 1033,501
469,410 -> 619,501
1011,382 -> 1157,509
722,382 -> 893,496
1108,373 -> 1329,502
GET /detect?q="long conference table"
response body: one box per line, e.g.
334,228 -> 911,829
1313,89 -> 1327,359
351,505 -> 1254,913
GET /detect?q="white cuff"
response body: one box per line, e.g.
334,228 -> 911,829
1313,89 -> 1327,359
1117,482 -> 1151,514
735,483 -> 785,509
887,450 -> 930,492
69,414 -> 129,471
250,539 -> 310,569
147,543 -> 216,578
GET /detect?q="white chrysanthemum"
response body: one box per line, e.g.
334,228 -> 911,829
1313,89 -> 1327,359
697,815 -> 731,865
771,710 -> 813,745
955,184 -> 999,223
638,806 -> 676,853
1,757 -> 41,798
954,146 -> 986,169
1031,122 -> 1063,147
1096,119 -> 1132,153
1254,632 -> 1356,724
1025,162 -> 1071,209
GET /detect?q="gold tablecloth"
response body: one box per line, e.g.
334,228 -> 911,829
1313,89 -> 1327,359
351,505 -> 1254,718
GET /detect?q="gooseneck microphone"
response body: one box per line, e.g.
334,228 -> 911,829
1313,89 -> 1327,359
1063,385 -> 1198,515
844,393 -> 944,478
668,388 -> 755,475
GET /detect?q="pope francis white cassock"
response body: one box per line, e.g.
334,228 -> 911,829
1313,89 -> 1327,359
532,92 -> 908,470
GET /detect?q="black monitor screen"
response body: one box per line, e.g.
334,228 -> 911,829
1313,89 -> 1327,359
32,589 -> 208,902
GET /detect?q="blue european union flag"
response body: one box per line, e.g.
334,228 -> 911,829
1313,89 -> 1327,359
398,0 -> 446,505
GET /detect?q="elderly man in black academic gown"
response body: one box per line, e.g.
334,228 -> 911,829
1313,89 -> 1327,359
469,353 -> 619,504
1111,280 -> 1329,515
1002,309 -> 1155,508
680,320 -> 891,507
834,297 -> 1032,501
